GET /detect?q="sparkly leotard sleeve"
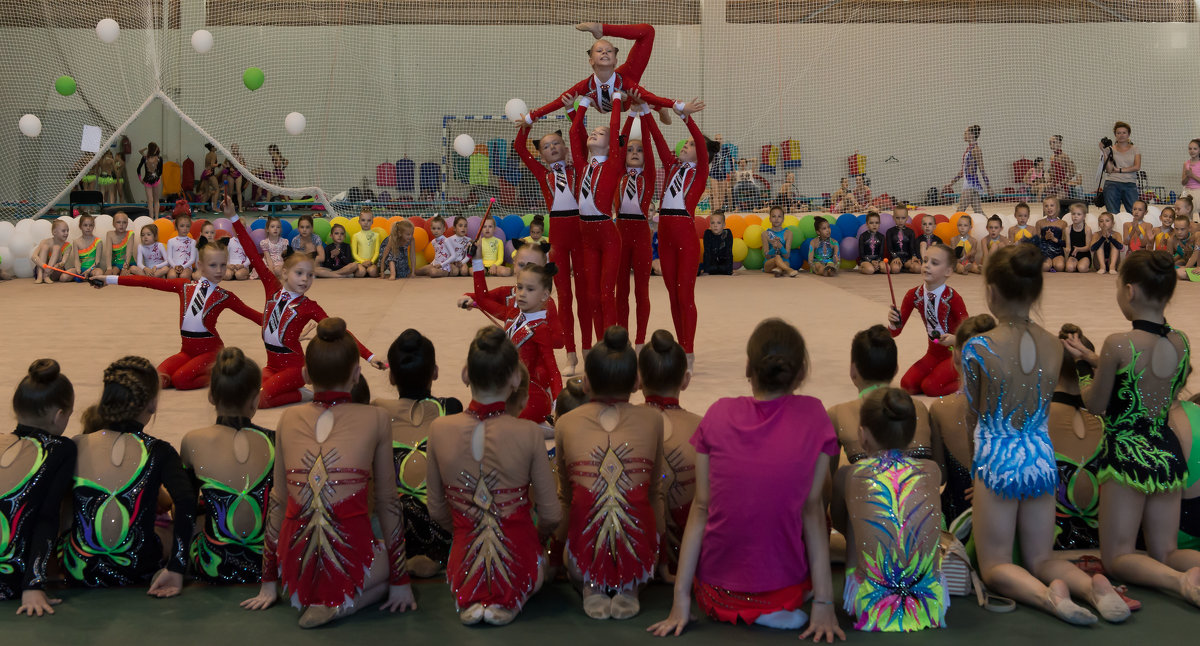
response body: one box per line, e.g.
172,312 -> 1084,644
0,426 -> 76,599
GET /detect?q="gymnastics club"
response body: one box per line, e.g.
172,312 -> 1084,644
43,264 -> 88,281
473,197 -> 497,244
883,258 -> 897,309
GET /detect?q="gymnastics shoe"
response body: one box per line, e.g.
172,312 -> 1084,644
610,592 -> 640,620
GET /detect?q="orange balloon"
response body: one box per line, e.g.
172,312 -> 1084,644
423,243 -> 435,263
155,218 -> 176,243
412,227 -> 429,251
934,221 -> 957,243
744,214 -> 762,227
724,214 -> 746,239
693,216 -> 708,239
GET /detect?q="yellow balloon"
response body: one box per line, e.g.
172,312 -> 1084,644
344,218 -> 363,239
413,249 -> 429,269
743,224 -> 764,249
732,237 -> 748,262
782,215 -> 799,228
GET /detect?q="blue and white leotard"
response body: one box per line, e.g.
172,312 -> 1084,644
961,335 -> 1057,500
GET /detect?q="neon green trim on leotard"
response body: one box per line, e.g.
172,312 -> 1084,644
62,436 -> 149,579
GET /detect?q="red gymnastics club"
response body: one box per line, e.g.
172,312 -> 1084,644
473,197 -> 497,244
883,258 -> 897,309
43,264 -> 88,281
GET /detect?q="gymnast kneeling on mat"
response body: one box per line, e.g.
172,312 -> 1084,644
887,243 -> 967,397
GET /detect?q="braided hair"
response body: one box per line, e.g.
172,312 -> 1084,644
82,356 -> 160,433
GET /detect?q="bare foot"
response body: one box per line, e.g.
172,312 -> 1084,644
563,352 -> 579,377
575,22 -> 603,39
1181,567 -> 1200,608
1090,574 -> 1130,623
298,604 -> 339,629
1047,580 -> 1097,626
406,555 -> 443,579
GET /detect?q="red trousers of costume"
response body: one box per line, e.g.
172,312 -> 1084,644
900,342 -> 959,397
580,218 -> 622,345
549,212 -> 585,353
616,216 -> 652,345
260,350 -> 306,409
657,213 -> 700,353
158,335 -> 223,390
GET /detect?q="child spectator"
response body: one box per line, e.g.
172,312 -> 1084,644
316,223 -> 364,278
380,219 -> 414,280
701,211 -> 733,275
351,208 -> 382,277
857,211 -> 885,275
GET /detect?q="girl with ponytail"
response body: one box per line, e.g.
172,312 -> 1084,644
63,356 -> 197,599
556,325 -> 665,621
2,359 -> 76,616
636,329 -> 699,581
650,318 -> 842,640
424,326 -> 562,626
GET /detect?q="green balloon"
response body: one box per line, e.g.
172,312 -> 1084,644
243,67 -> 265,91
799,214 -> 817,239
743,247 -> 765,270
313,217 -> 332,244
787,225 -> 803,243
521,214 -> 535,226
55,75 -> 77,96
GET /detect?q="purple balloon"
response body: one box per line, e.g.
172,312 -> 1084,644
879,213 -> 895,232
492,226 -> 506,242
466,216 -> 482,239
250,229 -> 267,246
503,240 -> 514,264
214,218 -> 233,232
840,236 -> 859,261
856,222 -> 868,237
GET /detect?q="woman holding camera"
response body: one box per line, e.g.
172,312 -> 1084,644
1100,122 -> 1141,215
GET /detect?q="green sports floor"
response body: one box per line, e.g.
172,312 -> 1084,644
5,570 -> 1197,644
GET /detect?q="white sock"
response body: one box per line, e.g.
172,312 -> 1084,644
753,608 -> 808,630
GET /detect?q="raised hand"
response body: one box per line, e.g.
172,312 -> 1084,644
575,22 -> 603,39
680,98 -> 706,116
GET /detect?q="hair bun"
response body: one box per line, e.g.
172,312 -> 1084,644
215,347 -> 245,375
603,326 -> 630,351
532,214 -> 545,226
475,326 -> 507,352
317,317 -> 348,342
866,324 -> 891,345
1011,244 -> 1043,277
27,359 -> 61,384
542,261 -> 559,278
650,329 -> 676,354
1148,250 -> 1175,273
397,328 -> 422,352
539,241 -> 552,256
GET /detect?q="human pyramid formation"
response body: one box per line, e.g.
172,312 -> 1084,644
2,21 -> 1199,641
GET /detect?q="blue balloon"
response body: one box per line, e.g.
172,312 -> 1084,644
856,213 -> 868,228
836,213 -> 859,239
250,218 -> 266,231
501,215 -> 524,240
279,219 -> 294,240
789,248 -> 805,271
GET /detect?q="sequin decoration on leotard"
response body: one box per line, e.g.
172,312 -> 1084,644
1096,325 -> 1191,494
188,418 -> 274,584
442,466 -> 540,611
0,426 -> 75,599
566,439 -> 658,589
962,335 -> 1057,500
62,423 -> 195,586
842,450 -> 945,632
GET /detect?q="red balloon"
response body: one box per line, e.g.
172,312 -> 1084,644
934,214 -> 949,225
693,216 -> 708,239
189,219 -> 207,239
215,230 -> 231,240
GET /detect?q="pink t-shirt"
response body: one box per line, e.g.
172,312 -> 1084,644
690,395 -> 837,593
1186,159 -> 1200,190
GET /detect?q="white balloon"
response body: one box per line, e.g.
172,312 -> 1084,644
94,213 -> 114,229
14,219 -> 31,235
504,98 -> 528,122
32,219 -> 51,240
191,29 -> 214,54
284,112 -> 306,136
0,247 -> 12,271
9,231 -> 34,257
0,221 -> 13,246
12,258 -> 34,279
132,216 -> 153,234
96,18 -> 120,43
453,134 -> 475,158
18,114 -> 41,138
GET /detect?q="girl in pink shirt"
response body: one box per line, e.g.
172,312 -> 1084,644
649,318 -> 843,641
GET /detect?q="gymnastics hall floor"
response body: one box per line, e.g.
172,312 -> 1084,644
2,267 -> 1199,639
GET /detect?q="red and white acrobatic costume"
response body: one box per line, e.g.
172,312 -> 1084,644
614,106 -> 656,345
469,261 -> 564,424
570,96 -> 627,342
889,283 -> 968,397
515,126 -> 585,353
231,215 -> 379,408
100,274 -> 261,390
642,113 -> 709,355
527,23 -> 683,122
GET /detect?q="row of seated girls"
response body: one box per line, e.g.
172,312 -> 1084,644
4,255 -> 1198,635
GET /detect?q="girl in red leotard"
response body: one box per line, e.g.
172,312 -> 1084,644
614,101 -> 657,346
458,246 -> 564,424
225,198 -> 385,408
569,93 -> 627,343
515,118 -> 584,373
642,99 -> 711,367
89,239 -> 262,390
